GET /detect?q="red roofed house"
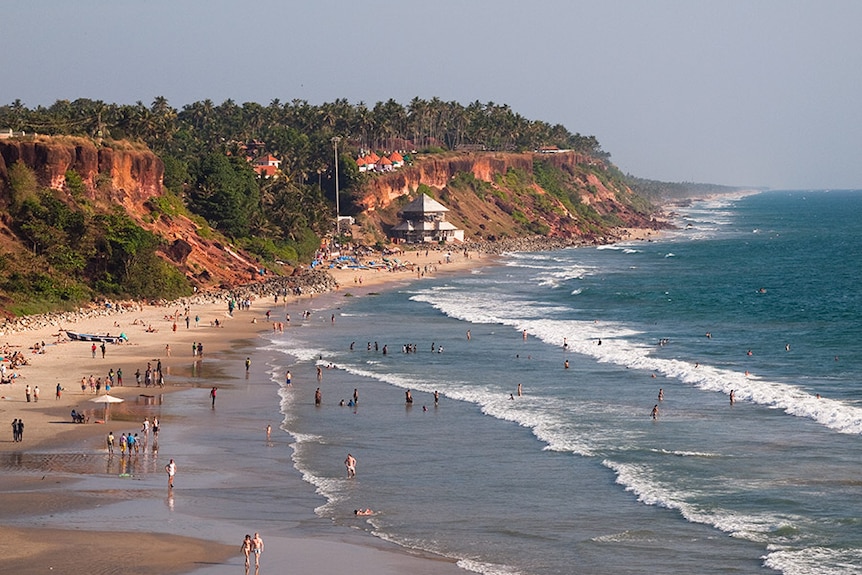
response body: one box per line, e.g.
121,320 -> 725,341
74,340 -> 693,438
253,154 -> 281,177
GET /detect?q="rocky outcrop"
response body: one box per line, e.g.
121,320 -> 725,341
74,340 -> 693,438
0,138 -> 164,206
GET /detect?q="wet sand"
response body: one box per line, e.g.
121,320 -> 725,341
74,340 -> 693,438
0,247 -> 479,575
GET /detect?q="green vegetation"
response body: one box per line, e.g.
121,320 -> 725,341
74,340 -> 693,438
1,182 -> 192,310
0,96 -> 668,315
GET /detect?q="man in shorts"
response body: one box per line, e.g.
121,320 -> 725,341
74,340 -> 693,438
251,532 -> 264,569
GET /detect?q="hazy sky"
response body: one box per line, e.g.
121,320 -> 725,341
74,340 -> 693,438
3,1 -> 861,189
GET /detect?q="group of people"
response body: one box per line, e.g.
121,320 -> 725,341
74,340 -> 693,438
240,532 -> 265,573
10,418 -> 24,442
106,417 -> 159,456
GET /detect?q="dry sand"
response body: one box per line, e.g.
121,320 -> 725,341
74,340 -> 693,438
0,247 -> 481,575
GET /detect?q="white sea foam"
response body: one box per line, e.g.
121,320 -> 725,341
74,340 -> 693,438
763,546 -> 862,575
603,459 -> 803,544
411,286 -> 862,435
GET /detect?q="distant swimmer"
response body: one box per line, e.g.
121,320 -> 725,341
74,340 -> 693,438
758,287 -> 767,293
354,508 -> 374,516
730,390 -> 735,405
466,330 -> 471,340
747,349 -> 753,356
564,360 -> 569,369
517,383 -> 522,397
509,393 -> 515,400
705,332 -> 711,339
563,337 -> 568,350
658,388 -> 664,401
785,343 -> 790,351
315,387 -> 321,405
597,339 -> 602,346
523,330 -> 527,341
651,404 -> 659,420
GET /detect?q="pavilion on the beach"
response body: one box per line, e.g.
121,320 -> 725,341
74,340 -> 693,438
391,193 -> 464,244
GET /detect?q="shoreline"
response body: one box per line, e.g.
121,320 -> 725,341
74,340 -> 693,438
0,246 -> 487,575
0,228 -> 669,574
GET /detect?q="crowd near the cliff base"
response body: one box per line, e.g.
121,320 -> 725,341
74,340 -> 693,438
0,269 -> 339,338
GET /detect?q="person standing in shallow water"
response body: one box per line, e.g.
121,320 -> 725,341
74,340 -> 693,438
165,458 -> 176,488
345,453 -> 356,478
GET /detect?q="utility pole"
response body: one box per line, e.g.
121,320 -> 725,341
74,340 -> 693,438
331,136 -> 341,234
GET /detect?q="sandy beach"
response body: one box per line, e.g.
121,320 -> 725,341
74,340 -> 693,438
0,246 -> 483,575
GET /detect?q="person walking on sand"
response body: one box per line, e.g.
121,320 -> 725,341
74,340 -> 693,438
345,453 -> 356,478
240,534 -> 252,573
25,384 -> 31,402
245,357 -> 251,372
251,532 -> 264,570
100,342 -> 106,358
33,385 -> 39,402
106,431 -> 114,454
56,382 -> 62,400
210,386 -> 217,408
165,458 -> 176,488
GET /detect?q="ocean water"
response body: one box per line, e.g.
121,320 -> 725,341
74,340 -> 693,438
266,190 -> 862,575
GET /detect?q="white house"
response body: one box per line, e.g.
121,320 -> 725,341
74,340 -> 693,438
391,193 -> 464,244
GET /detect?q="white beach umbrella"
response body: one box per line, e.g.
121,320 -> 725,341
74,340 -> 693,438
90,394 -> 124,421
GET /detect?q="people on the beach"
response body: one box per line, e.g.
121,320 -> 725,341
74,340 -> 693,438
165,458 -> 176,488
251,532 -> 264,569
345,453 -> 356,478
106,431 -> 115,454
241,534 -> 252,572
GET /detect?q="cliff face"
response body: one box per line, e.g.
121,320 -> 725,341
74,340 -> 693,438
0,139 -> 163,207
356,151 -> 661,244
360,151 -> 593,211
0,138 -> 261,290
